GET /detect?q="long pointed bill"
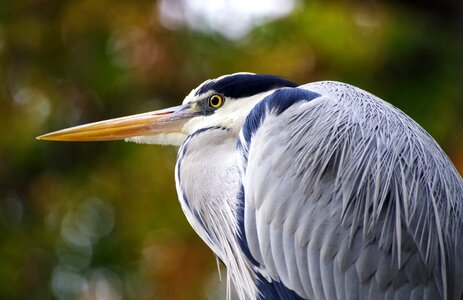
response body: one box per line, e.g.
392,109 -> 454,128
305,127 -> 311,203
37,105 -> 196,142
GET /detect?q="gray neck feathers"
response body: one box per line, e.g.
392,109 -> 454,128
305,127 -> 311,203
175,127 -> 257,300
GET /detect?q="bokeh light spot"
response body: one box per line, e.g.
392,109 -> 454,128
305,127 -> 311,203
158,0 -> 297,39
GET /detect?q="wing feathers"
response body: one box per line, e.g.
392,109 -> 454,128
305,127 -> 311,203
238,81 -> 463,299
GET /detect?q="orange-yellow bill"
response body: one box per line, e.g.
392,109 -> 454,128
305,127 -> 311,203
36,105 -> 196,142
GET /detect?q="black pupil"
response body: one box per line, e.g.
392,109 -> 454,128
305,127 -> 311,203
211,96 -> 220,106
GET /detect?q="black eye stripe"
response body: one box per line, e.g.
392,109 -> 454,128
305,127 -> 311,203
195,74 -> 297,98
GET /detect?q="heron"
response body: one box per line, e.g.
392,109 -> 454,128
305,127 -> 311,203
38,73 -> 463,300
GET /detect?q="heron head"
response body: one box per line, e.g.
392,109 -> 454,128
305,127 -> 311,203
37,73 -> 296,145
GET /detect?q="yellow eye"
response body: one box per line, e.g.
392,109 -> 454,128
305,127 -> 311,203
208,94 -> 224,108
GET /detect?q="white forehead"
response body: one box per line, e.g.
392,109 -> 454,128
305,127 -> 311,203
181,88 -> 209,105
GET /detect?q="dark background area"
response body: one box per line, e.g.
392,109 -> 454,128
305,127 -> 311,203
0,0 -> 462,299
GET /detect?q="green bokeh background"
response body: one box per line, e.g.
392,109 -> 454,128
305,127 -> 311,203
0,0 -> 462,299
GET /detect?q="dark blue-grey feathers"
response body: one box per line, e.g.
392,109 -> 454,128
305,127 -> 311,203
196,74 -> 298,98
241,88 -> 320,145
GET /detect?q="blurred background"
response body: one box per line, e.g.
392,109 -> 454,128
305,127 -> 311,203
0,0 -> 462,299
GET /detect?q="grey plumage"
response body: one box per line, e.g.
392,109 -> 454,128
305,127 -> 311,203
178,79 -> 463,299
238,81 -> 463,299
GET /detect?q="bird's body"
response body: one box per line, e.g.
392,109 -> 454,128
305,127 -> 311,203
39,73 -> 463,300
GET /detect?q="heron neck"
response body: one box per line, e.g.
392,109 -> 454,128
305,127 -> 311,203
175,126 -> 257,299
176,127 -> 240,254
